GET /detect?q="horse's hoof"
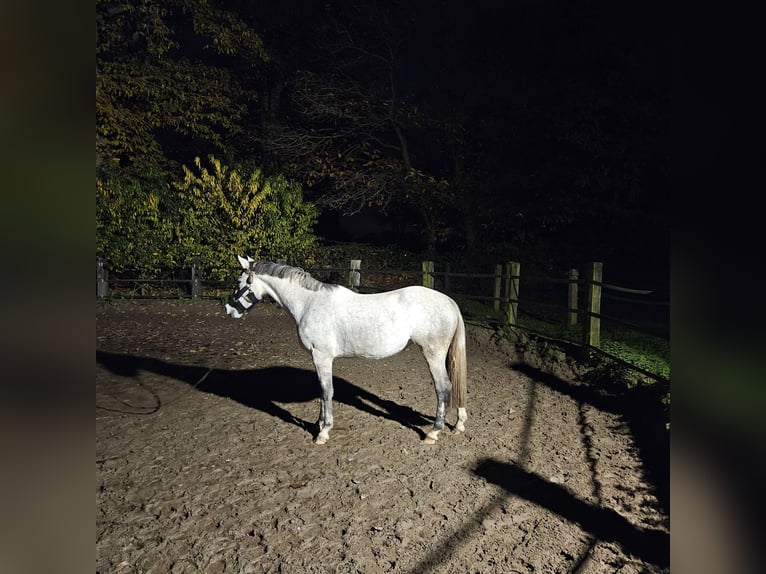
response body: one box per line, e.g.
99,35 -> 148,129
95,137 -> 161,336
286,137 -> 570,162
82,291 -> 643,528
423,437 -> 437,445
314,436 -> 328,445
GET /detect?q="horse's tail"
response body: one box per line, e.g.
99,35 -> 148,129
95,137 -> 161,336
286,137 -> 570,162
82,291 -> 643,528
448,307 -> 467,410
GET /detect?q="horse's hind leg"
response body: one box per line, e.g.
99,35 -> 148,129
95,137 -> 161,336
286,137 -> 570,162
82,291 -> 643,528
455,407 -> 468,433
422,350 -> 451,445
312,350 -> 334,445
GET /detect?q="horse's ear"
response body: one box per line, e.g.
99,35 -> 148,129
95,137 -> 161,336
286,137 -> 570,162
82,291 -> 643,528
236,255 -> 250,269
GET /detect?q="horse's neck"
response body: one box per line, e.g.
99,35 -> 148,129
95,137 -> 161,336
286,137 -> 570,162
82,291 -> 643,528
263,278 -> 314,322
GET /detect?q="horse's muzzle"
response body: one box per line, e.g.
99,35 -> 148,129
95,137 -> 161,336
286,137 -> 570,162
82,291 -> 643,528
225,287 -> 261,318
224,302 -> 244,319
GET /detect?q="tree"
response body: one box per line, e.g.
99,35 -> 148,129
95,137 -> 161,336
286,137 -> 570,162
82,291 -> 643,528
96,0 -> 268,178
96,173 -> 176,273
96,156 -> 319,276
253,2 -> 454,252
173,156 -> 319,274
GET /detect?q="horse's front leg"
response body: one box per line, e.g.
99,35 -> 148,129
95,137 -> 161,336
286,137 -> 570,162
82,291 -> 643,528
312,350 -> 334,445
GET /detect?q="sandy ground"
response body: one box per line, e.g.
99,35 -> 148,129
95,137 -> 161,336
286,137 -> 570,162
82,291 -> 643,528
96,300 -> 668,573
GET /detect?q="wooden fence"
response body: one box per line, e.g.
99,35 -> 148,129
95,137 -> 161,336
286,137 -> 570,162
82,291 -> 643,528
97,257 -> 669,351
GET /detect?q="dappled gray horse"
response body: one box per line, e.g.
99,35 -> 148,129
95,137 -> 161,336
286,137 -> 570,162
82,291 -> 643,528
225,256 -> 468,445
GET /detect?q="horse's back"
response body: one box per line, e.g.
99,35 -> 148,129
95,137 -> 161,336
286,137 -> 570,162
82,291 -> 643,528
352,285 -> 457,326
392,286 -> 460,342
350,286 -> 459,350
298,285 -> 459,359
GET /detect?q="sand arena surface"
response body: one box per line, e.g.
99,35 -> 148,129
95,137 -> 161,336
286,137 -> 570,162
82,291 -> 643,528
97,300 -> 668,573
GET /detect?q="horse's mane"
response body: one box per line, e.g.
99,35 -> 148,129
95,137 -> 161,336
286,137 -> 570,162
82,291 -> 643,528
252,261 -> 336,292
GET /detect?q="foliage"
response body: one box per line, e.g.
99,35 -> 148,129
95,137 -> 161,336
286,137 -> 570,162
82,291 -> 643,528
96,0 -> 268,178
259,20 -> 456,250
173,156 -> 319,277
600,331 -> 670,382
96,173 -> 176,274
97,157 -> 319,279
311,242 -> 421,272
95,1 -> 667,260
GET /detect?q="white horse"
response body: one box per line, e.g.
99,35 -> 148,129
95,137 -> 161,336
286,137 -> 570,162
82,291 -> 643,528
225,256 -> 468,445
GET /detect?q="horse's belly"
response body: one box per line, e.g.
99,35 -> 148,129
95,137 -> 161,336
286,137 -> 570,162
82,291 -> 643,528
302,322 -> 411,359
345,336 -> 410,359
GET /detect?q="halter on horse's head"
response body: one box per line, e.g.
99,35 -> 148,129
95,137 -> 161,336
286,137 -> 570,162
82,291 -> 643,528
224,255 -> 261,318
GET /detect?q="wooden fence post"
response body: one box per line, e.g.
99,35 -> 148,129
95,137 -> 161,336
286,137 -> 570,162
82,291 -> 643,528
349,259 -> 361,291
191,257 -> 202,298
97,257 -> 108,299
568,268 -> 579,326
505,261 -> 520,325
582,262 -> 602,349
422,260 -> 435,288
493,264 -> 503,311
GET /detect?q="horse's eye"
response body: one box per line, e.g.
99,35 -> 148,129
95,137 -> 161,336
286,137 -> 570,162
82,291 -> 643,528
246,274 -> 253,285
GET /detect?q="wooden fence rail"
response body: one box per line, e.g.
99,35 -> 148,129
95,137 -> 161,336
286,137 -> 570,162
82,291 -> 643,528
97,257 -> 669,354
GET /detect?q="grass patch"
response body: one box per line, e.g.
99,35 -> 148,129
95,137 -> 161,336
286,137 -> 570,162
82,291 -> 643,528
600,327 -> 670,381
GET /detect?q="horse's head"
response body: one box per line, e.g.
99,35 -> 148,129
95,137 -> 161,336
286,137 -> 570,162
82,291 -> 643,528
224,255 -> 264,319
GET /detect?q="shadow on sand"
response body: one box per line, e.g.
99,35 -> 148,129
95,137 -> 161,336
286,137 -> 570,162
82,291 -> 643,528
510,363 -> 669,517
402,361 -> 669,574
474,458 -> 669,568
96,350 -> 433,440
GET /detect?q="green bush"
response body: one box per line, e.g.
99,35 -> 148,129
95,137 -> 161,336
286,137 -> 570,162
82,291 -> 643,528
97,156 -> 319,279
96,173 -> 175,274
173,156 -> 319,278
